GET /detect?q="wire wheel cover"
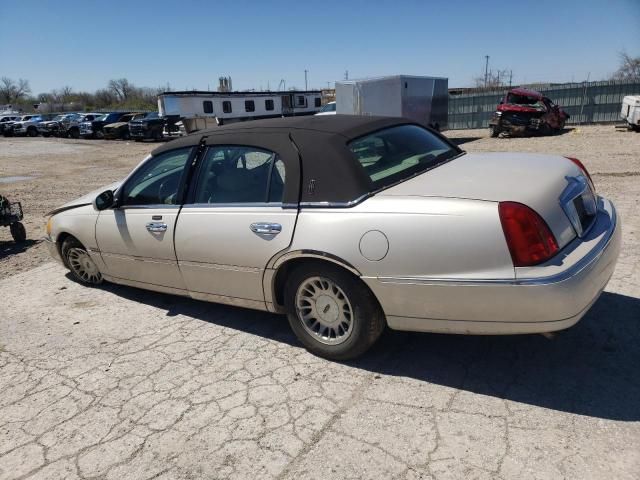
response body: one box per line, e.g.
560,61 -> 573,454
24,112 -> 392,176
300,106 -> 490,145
295,276 -> 354,345
67,248 -> 102,284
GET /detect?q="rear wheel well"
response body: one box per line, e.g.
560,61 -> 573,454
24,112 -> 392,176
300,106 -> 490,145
271,257 -> 380,311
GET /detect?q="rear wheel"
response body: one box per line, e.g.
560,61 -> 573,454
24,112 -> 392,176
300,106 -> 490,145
10,222 -> 26,242
27,127 -> 37,137
61,237 -> 103,285
284,263 -> 385,360
69,127 -> 80,139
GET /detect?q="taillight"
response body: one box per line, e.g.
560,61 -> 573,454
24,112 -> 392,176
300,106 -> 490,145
499,202 -> 559,267
565,156 -> 594,190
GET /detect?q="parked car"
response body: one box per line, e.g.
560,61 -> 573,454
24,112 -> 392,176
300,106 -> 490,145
129,112 -> 165,141
103,113 -> 144,140
80,112 -> 130,139
44,115 -> 620,360
0,115 -> 21,135
620,95 -> 640,131
3,115 -> 38,137
12,115 -> 47,137
315,101 -> 336,116
489,88 -> 569,137
65,113 -> 102,139
38,114 -> 69,137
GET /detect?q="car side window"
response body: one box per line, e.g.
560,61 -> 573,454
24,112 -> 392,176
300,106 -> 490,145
193,146 -> 285,204
121,148 -> 192,206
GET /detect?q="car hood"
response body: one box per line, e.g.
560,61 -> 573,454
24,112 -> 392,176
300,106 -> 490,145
379,151 -> 583,248
47,181 -> 121,216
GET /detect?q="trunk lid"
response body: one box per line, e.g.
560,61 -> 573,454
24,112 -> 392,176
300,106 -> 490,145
379,152 -> 586,248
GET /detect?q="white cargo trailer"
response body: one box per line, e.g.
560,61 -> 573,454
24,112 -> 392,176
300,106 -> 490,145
621,95 -> 640,131
336,75 -> 448,130
158,90 -> 323,133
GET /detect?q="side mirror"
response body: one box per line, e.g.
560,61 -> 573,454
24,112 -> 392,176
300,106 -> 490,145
93,190 -> 114,210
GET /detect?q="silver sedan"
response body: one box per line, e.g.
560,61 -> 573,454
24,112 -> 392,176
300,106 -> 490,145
44,115 -> 621,360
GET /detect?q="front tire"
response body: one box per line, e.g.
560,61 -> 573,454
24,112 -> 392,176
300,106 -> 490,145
489,125 -> 500,138
10,222 -> 26,242
61,237 -> 103,285
284,263 -> 385,360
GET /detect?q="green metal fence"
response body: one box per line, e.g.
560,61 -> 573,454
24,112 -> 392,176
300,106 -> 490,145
448,80 -> 640,130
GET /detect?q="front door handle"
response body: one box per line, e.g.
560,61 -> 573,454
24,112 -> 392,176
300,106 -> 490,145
250,222 -> 282,235
146,222 -> 168,232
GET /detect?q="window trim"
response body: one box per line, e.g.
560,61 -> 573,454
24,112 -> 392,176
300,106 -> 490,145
296,95 -> 307,107
186,145 -> 286,207
244,100 -> 255,113
222,101 -> 232,113
314,97 -> 322,108
265,99 -> 274,111
203,100 -> 213,114
115,147 -> 196,208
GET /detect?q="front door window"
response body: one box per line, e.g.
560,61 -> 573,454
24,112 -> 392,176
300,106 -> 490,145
121,148 -> 193,206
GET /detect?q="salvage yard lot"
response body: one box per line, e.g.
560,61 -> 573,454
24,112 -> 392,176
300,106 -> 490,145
1,126 -> 639,479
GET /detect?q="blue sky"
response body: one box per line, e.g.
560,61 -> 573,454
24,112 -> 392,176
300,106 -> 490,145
1,0 -> 638,94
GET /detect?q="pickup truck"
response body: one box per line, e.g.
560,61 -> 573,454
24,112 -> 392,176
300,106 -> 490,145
129,112 -> 165,141
65,113 -> 102,139
12,115 -> 52,137
80,112 -> 130,139
103,112 -> 144,140
0,115 -> 21,135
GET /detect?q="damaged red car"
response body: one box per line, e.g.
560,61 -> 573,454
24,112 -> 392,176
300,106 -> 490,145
489,88 -> 569,137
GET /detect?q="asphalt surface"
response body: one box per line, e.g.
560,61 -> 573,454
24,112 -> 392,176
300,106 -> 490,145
1,127 -> 639,479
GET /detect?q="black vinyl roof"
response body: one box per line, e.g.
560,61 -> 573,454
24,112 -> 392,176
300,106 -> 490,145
153,115 -> 413,155
151,115 -> 444,205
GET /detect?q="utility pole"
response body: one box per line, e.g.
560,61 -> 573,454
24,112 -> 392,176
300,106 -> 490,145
484,55 -> 489,87
509,70 -> 513,87
344,70 -> 349,80
304,70 -> 308,90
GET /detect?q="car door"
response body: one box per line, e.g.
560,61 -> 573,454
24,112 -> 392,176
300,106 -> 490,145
95,147 -> 195,290
174,135 -> 300,307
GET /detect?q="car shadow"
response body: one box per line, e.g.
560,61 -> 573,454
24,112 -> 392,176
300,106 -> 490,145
91,279 -> 640,421
0,239 -> 40,259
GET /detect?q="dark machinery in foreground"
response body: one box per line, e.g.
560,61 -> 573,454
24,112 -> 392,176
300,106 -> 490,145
0,195 -> 26,242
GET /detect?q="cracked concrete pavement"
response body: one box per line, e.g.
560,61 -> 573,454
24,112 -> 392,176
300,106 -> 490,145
1,127 -> 639,479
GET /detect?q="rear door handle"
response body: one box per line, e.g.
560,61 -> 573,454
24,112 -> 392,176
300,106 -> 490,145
250,222 -> 282,235
146,222 -> 168,232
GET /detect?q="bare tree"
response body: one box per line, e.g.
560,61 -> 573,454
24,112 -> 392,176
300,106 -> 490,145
0,77 -> 31,103
473,69 -> 511,89
108,78 -> 133,102
611,52 -> 640,80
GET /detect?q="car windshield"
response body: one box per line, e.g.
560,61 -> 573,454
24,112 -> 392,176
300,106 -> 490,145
320,103 -> 336,112
95,114 -> 108,121
348,124 -> 460,188
144,112 -> 159,119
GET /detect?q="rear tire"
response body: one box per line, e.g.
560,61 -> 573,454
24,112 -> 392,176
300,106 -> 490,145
284,263 -> 385,360
61,237 -> 103,285
27,127 -> 37,137
10,222 -> 26,242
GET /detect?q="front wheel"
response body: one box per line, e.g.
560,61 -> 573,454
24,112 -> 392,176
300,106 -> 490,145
489,125 -> 500,138
10,222 -> 26,242
61,237 -> 103,285
284,263 -> 385,360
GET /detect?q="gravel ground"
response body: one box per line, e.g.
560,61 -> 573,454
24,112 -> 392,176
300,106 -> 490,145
0,126 -> 639,479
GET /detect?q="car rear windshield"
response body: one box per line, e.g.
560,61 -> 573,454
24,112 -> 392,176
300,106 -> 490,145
348,124 -> 459,189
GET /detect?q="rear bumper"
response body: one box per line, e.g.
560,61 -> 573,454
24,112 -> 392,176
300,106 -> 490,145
365,197 -> 621,334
